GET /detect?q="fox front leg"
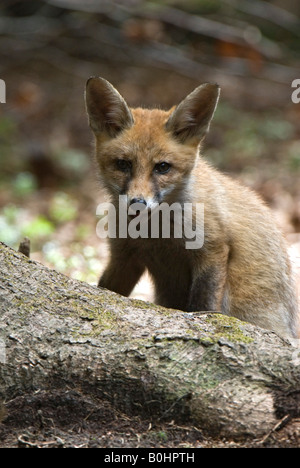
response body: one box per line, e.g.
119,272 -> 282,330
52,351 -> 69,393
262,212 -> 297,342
187,247 -> 229,313
98,241 -> 145,297
187,267 -> 228,313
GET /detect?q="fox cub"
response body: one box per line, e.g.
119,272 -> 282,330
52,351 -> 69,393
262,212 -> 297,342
85,77 -> 299,338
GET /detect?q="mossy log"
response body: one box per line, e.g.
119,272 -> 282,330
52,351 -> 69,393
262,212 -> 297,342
0,241 -> 299,439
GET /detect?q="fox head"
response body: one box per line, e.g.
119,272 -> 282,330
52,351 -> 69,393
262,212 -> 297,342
85,77 -> 220,207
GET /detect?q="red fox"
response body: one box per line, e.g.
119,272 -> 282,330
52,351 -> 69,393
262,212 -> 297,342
85,77 -> 299,339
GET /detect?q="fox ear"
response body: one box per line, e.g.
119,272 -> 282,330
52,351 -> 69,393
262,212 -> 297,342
166,83 -> 220,144
85,77 -> 134,138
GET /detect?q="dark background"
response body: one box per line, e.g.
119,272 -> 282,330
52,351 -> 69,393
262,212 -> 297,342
0,0 -> 299,300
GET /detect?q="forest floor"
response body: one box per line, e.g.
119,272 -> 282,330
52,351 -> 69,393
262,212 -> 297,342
0,389 -> 300,448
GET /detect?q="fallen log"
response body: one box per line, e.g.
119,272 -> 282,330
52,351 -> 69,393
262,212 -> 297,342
0,241 -> 299,439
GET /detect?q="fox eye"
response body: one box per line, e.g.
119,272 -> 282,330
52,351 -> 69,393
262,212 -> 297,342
116,159 -> 132,172
154,162 -> 171,174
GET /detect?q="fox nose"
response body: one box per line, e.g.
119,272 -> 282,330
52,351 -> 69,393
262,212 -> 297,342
129,197 -> 147,207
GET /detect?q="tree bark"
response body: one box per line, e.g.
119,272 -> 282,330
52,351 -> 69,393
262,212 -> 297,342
0,242 -> 299,439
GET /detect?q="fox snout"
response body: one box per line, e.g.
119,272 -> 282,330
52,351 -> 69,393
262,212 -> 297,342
127,193 -> 159,210
128,197 -> 148,217
129,197 -> 147,207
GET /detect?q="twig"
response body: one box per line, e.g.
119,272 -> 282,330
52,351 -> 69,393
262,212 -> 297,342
258,414 -> 290,445
46,0 -> 283,59
223,0 -> 300,36
18,237 -> 31,258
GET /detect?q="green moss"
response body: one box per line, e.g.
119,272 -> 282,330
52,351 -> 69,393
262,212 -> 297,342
153,430 -> 168,442
206,314 -> 254,344
151,338 -> 231,391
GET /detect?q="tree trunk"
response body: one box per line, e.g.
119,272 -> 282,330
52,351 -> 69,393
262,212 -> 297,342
0,241 -> 299,439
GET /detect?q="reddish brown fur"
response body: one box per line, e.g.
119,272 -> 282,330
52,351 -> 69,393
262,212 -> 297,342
85,77 -> 299,338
